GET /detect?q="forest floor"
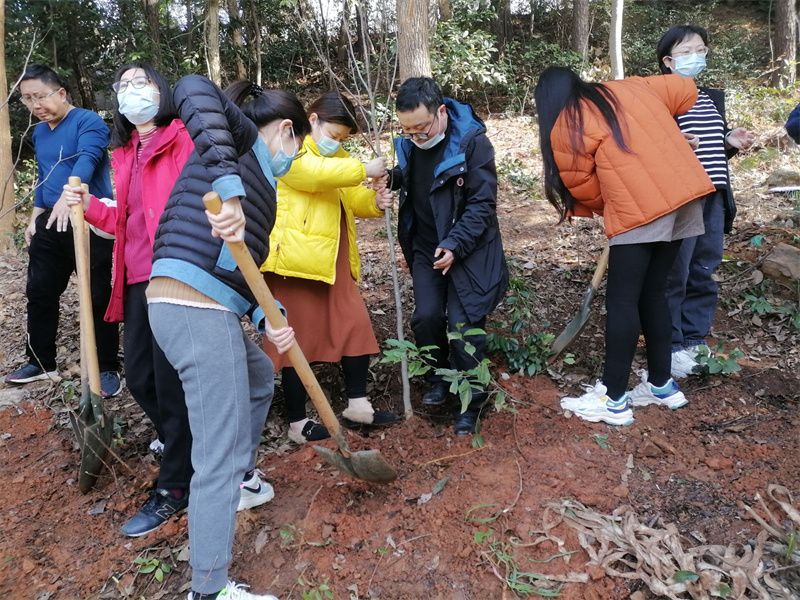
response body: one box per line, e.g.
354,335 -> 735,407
1,116 -> 799,600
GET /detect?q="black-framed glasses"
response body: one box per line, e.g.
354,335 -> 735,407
112,76 -> 151,94
19,88 -> 61,106
398,112 -> 440,142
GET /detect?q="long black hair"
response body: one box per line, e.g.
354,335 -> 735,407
224,81 -> 311,139
534,66 -> 629,223
307,91 -> 359,133
110,62 -> 177,149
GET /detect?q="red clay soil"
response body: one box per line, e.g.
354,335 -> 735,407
1,116 -> 799,599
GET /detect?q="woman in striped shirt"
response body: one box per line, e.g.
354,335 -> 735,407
656,25 -> 754,379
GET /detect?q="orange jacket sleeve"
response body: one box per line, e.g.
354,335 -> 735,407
642,74 -> 698,117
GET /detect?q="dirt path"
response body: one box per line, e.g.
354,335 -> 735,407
1,116 -> 798,599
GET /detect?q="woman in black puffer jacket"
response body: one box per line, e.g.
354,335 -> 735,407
147,74 -> 310,600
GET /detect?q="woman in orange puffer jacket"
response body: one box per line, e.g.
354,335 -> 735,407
535,66 -> 715,427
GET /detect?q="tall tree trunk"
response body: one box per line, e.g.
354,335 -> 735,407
572,0 -> 589,62
492,0 -> 512,54
144,0 -> 162,68
609,0 -> 624,79
206,0 -> 221,85
249,0 -> 261,85
397,0 -> 432,81
0,0 -> 15,250
438,0 -> 451,21
772,0 -> 797,87
227,0 -> 246,79
185,0 -> 194,59
337,0 -> 350,62
65,16 -> 96,110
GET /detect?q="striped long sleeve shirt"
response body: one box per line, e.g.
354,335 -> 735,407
676,90 -> 729,188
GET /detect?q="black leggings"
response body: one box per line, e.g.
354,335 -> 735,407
602,241 -> 682,399
282,355 -> 370,423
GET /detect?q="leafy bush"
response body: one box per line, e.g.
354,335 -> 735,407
431,18 -> 507,94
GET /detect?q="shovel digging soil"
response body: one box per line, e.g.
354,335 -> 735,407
550,245 -> 610,360
203,192 -> 397,484
67,176 -> 113,493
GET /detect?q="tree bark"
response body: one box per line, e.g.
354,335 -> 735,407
227,0 -> 247,79
438,0 -> 451,21
337,0 -> 350,62
609,0 -> 624,79
206,0 -> 221,85
143,0 -> 162,68
492,0 -> 512,54
572,0 -> 589,62
185,0 -> 194,59
0,0 -> 15,250
249,0 -> 261,85
772,0 -> 797,87
397,0 -> 432,81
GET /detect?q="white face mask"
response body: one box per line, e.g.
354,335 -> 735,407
118,87 -> 159,125
413,131 -> 445,150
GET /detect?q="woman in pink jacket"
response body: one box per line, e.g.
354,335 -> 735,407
65,63 -> 195,537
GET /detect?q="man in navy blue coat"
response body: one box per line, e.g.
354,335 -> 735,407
390,77 -> 508,435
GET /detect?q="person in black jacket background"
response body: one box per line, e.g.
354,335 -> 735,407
145,75 -> 309,600
656,25 -> 754,380
391,77 -> 508,436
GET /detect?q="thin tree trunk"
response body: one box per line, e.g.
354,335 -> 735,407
609,0 -> 624,79
0,0 -> 15,250
227,0 -> 247,80
206,0 -> 221,85
772,0 -> 797,87
144,0 -> 162,68
492,0 -> 512,54
185,0 -> 194,59
397,0 -> 432,81
438,0 -> 451,21
249,0 -> 261,85
572,0 -> 589,62
337,0 -> 350,62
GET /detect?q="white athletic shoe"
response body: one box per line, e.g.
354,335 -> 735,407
560,381 -> 634,426
670,349 -> 698,379
629,370 -> 688,409
237,469 -> 274,512
188,580 -> 279,600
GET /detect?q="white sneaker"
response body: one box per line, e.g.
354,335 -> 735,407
188,580 -> 279,600
670,349 -> 698,379
237,469 -> 274,512
629,370 -> 688,409
560,381 -> 634,426
149,438 -> 165,458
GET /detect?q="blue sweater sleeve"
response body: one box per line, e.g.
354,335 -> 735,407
71,112 -> 110,184
786,104 -> 800,143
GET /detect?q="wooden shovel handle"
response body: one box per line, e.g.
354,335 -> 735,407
201,192 -> 347,449
590,245 -> 611,291
68,176 -> 101,396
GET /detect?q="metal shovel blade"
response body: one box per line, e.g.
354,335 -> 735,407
313,445 -> 397,484
550,286 -> 597,358
77,391 -> 113,493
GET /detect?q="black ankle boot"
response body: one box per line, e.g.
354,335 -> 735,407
422,382 -> 450,406
453,392 -> 488,436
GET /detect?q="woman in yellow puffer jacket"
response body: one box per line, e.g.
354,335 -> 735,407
262,92 -> 400,443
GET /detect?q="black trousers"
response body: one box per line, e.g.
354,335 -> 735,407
282,355 -> 370,423
410,251 -> 486,386
124,282 -> 193,489
602,240 -> 682,399
25,211 -> 119,372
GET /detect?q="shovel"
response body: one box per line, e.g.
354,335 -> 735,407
202,192 -> 397,484
67,176 -> 112,493
550,245 -> 610,360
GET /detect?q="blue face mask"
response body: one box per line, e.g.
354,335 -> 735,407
268,128 -> 297,177
316,135 -> 341,156
672,53 -> 706,78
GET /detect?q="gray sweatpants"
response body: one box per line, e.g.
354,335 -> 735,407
148,302 -> 273,594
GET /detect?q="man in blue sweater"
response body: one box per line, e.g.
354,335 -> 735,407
5,64 -> 120,396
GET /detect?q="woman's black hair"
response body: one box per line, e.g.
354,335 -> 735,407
307,91 -> 359,134
110,62 -> 177,149
534,66 -> 629,223
656,25 -> 709,74
224,81 -> 312,138
20,64 -> 72,99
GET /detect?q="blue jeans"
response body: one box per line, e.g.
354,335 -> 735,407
666,191 -> 724,351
